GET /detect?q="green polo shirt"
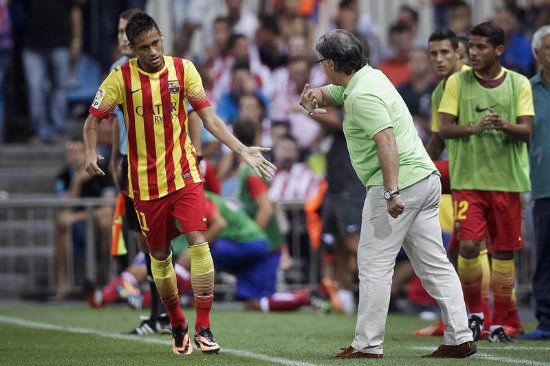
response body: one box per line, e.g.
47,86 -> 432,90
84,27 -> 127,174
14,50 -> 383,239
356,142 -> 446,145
327,65 -> 437,190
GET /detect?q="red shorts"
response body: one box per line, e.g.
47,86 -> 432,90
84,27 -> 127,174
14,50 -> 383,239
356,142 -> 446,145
133,183 -> 207,250
434,160 -> 451,195
452,190 -> 523,252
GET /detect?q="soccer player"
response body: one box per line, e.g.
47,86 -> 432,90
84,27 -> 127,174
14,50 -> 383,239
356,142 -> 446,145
177,191 -> 334,313
84,13 -> 275,356
106,8 -> 172,336
439,22 -> 533,343
414,28 -> 474,338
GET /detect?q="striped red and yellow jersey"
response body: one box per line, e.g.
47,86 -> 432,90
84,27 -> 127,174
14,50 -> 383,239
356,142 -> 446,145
89,56 -> 209,200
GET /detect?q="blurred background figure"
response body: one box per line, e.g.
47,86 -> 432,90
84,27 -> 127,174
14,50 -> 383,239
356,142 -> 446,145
0,0 -> 12,143
22,0 -> 84,144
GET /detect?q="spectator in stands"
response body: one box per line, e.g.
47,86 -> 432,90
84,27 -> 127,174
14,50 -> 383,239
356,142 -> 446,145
225,0 -> 258,41
212,34 -> 273,104
397,48 -> 437,145
333,0 -> 382,66
276,0 -> 315,51
448,0 -> 471,37
207,17 -> 232,78
239,92 -> 272,148
216,62 -> 268,126
493,7 -> 534,75
521,25 -> 550,341
334,0 -> 371,62
22,0 -> 83,144
53,137 -> 115,301
378,22 -> 413,88
255,15 -> 288,71
270,56 -> 323,149
172,0 -> 218,58
0,0 -> 12,143
396,4 -> 426,46
269,134 -> 321,201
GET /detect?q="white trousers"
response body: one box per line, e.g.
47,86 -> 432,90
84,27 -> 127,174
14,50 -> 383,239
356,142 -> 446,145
351,175 -> 473,354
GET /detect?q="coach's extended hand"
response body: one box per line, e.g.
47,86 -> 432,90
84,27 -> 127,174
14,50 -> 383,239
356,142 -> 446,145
240,146 -> 277,179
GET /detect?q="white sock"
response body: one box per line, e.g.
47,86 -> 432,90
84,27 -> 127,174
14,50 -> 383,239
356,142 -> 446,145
470,312 -> 484,320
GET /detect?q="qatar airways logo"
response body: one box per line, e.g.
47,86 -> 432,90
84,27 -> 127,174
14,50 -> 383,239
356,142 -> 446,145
135,101 -> 179,123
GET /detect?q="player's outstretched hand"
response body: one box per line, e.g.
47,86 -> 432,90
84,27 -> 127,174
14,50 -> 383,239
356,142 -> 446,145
85,153 -> 105,176
240,146 -> 277,179
300,83 -> 327,115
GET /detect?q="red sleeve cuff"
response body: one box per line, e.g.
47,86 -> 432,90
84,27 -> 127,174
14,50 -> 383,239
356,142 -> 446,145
246,176 -> 268,198
191,100 -> 210,112
89,107 -> 110,120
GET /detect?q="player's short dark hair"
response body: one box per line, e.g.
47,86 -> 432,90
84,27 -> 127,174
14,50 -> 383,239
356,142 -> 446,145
429,29 -> 459,49
457,35 -> 469,50
119,8 -> 143,22
125,12 -> 160,45
471,22 -> 505,47
233,119 -> 257,147
316,29 -> 368,75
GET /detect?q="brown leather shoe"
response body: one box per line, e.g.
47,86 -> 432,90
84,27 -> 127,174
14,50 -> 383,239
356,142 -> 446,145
422,341 -> 476,358
332,346 -> 383,359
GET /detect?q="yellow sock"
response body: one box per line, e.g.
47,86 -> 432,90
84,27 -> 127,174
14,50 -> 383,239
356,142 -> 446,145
480,249 -> 490,312
189,243 -> 214,331
491,258 -> 515,326
150,252 -> 184,327
458,254 -> 484,313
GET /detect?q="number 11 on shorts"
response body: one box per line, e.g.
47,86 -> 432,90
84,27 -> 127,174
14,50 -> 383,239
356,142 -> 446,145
136,210 -> 149,231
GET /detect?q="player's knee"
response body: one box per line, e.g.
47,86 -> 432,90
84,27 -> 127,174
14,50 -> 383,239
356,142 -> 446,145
459,240 -> 481,258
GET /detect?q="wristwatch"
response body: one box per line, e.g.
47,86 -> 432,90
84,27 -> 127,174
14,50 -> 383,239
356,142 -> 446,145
384,189 -> 400,200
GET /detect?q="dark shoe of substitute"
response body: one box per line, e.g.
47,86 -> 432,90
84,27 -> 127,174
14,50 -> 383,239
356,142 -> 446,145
489,326 -> 513,343
332,346 -> 383,359
422,341 -> 476,358
194,327 -> 220,354
468,314 -> 484,341
128,317 -> 158,335
172,325 -> 193,355
156,314 -> 172,335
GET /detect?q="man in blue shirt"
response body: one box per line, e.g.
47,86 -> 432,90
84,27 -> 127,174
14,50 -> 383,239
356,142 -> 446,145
521,25 -> 550,340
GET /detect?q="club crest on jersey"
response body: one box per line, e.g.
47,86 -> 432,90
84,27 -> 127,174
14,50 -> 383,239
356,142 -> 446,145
92,88 -> 105,109
168,80 -> 180,94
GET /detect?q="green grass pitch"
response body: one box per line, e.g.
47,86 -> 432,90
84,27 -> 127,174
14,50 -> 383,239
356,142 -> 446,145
1,302 -> 549,366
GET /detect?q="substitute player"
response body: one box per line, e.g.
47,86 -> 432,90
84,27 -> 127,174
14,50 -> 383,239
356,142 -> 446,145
439,21 -> 533,343
84,13 -> 275,356
415,28 -> 487,337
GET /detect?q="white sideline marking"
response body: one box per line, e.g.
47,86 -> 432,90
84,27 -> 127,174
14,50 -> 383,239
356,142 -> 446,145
0,315 -> 320,366
412,346 -> 550,366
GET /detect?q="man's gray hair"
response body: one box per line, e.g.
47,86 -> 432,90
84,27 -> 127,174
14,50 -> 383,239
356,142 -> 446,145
316,29 -> 368,75
532,25 -> 550,57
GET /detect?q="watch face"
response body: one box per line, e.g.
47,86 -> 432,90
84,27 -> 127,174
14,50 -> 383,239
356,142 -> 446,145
384,191 -> 391,200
